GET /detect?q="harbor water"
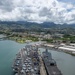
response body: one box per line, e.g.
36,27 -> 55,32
0,40 -> 75,75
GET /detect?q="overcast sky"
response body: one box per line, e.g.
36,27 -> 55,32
0,0 -> 75,24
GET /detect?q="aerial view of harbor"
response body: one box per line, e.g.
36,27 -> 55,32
0,0 -> 75,75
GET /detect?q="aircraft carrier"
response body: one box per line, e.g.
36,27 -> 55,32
12,45 -> 40,75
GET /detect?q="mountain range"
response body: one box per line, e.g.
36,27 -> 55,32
0,21 -> 75,29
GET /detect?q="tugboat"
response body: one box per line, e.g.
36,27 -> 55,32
42,49 -> 62,75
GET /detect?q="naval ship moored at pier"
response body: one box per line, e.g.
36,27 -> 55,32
42,49 -> 62,75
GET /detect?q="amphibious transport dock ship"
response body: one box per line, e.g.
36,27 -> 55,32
12,45 -> 40,75
42,49 -> 62,75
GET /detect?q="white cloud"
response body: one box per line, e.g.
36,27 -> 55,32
0,0 -> 75,24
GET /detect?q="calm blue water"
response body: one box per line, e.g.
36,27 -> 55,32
0,40 -> 26,75
0,40 -> 75,75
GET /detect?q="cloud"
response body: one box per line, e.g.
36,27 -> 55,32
0,0 -> 75,24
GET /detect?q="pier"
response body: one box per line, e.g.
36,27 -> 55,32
39,56 -> 47,75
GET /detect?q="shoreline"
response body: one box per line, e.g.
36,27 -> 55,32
0,34 -> 75,56
42,43 -> 75,56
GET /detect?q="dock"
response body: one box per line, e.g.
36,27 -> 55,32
39,56 -> 47,75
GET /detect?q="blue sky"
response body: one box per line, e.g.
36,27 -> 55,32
58,0 -> 75,3
0,0 -> 75,24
